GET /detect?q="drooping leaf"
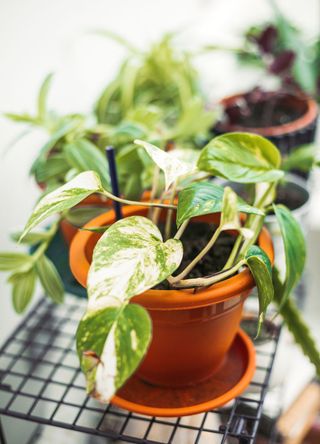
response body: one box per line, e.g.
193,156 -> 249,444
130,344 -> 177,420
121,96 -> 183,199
20,171 -> 103,241
245,245 -> 274,335
35,255 -> 64,303
64,139 -> 110,190
4,113 -> 38,124
87,215 -> 183,311
9,268 -> 37,313
77,303 -> 151,401
273,204 -> 306,304
134,140 -> 194,189
176,181 -> 263,227
197,133 -> 284,183
0,253 -> 33,271
273,268 -> 320,376
38,73 -> 54,121
220,186 -> 241,230
11,231 -> 51,245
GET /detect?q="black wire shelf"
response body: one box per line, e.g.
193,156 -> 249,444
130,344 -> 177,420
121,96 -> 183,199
0,296 -> 281,444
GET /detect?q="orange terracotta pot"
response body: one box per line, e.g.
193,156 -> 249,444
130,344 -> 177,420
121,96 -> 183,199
70,206 -> 274,388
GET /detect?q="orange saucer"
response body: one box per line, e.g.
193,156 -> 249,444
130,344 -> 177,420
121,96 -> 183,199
112,329 -> 255,417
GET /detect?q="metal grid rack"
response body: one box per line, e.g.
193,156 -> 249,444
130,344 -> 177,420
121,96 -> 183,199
0,295 -> 281,444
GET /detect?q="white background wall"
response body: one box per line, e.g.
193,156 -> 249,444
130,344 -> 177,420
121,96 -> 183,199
0,0 -> 319,344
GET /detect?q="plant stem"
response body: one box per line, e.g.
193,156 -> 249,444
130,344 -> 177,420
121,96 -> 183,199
102,190 -> 176,210
169,225 -> 222,283
171,259 -> 246,288
31,220 -> 60,262
226,182 -> 276,265
223,234 -> 243,270
164,180 -> 178,240
174,220 -> 189,240
147,165 -> 160,219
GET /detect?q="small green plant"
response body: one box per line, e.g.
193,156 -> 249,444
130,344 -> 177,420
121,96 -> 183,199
14,132 -> 320,402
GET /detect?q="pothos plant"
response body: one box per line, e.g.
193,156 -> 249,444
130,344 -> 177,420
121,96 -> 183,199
13,132 -> 320,402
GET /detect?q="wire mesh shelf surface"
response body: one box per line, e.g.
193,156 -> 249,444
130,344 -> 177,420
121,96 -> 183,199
0,296 -> 281,444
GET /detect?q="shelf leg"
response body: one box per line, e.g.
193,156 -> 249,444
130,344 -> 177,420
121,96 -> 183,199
0,417 -> 7,444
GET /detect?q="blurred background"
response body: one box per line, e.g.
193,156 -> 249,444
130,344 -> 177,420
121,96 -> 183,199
0,0 -> 319,443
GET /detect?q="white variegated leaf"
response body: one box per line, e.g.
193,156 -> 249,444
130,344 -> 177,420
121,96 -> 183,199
220,186 -> 241,230
87,215 -> 183,311
134,139 -> 195,189
76,215 -> 183,402
77,304 -> 152,402
20,171 -> 103,241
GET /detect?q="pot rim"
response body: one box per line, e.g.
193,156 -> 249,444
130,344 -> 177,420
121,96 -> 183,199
217,92 -> 318,137
69,205 -> 274,310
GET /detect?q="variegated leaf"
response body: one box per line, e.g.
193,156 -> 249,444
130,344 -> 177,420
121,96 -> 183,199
220,187 -> 253,238
77,304 -> 151,402
176,181 -> 264,228
87,215 -> 183,311
78,215 -> 182,402
20,171 -> 103,241
134,139 -> 195,189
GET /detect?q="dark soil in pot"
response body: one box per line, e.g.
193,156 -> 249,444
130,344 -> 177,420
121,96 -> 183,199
222,90 -> 307,128
155,223 -> 235,290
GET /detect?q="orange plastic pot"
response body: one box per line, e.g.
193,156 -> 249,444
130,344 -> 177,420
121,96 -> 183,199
70,206 -> 274,388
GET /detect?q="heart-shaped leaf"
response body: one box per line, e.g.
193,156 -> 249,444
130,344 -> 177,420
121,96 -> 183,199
134,140 -> 195,189
197,133 -> 284,183
245,245 -> 274,336
78,215 -> 182,402
77,303 -> 151,401
20,171 -> 103,241
176,181 -> 263,227
273,204 -> 306,305
87,215 -> 183,311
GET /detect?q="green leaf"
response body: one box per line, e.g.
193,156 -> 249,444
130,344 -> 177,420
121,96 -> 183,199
282,144 -> 317,173
273,204 -> 306,304
0,253 -> 33,271
87,215 -> 183,312
197,133 -> 284,183
134,140 -> 194,189
20,171 -> 103,241
30,118 -> 83,175
80,225 -> 110,233
11,231 -> 51,245
176,181 -> 263,227
9,268 -> 37,313
64,139 -> 110,190
93,29 -> 140,54
38,73 -> 54,121
77,303 -> 151,401
4,113 -> 38,124
34,153 -> 69,184
273,268 -> 320,376
245,245 -> 274,335
35,255 -> 64,303
65,206 -> 109,228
